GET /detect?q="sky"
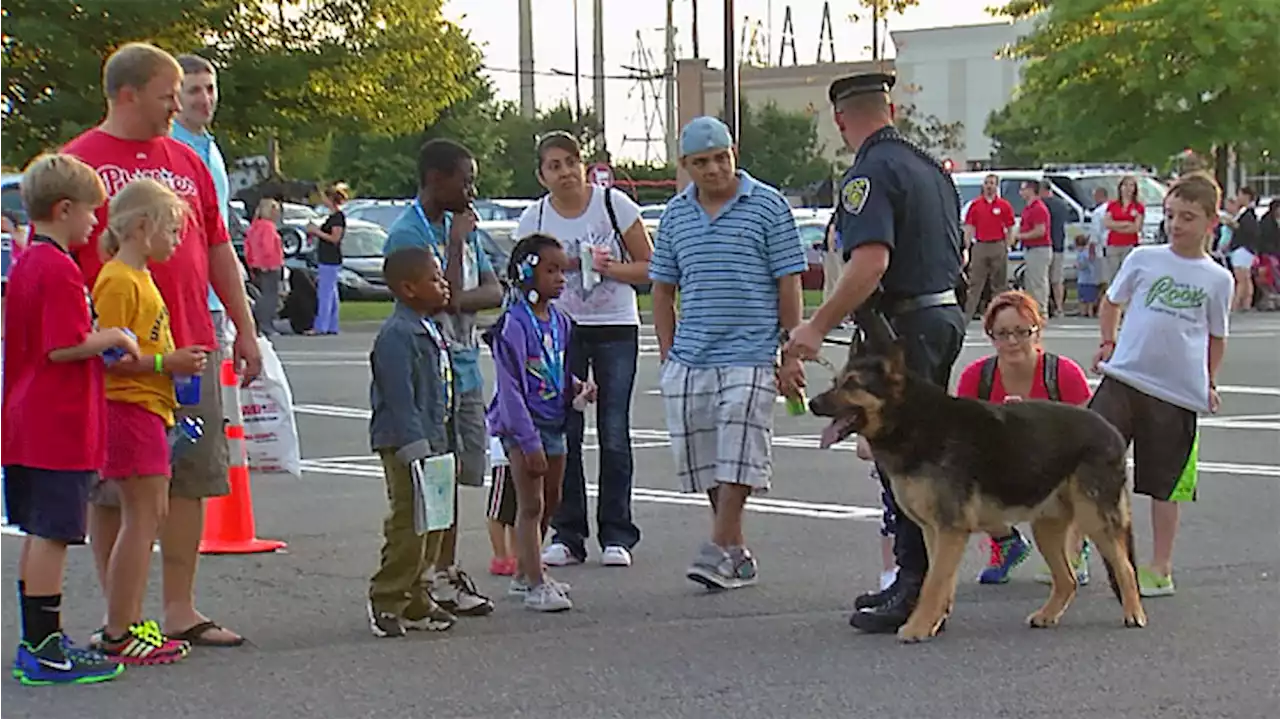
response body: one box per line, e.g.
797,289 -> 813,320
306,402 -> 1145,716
443,0 -> 1002,163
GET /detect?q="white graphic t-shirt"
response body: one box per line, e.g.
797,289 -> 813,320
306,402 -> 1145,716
516,187 -> 643,326
1101,245 -> 1234,413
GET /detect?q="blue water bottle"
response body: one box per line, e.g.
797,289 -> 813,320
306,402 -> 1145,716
101,329 -> 137,366
169,416 -> 205,462
174,374 -> 202,406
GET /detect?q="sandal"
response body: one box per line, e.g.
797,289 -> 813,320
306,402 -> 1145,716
168,620 -> 245,647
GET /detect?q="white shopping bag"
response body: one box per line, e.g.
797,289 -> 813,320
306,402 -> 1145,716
411,453 -> 457,535
239,336 -> 302,477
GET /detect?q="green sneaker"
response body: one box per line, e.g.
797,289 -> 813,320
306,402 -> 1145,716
1033,541 -> 1091,586
1137,566 -> 1175,597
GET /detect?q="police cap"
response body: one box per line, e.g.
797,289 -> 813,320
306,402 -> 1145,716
829,72 -> 896,105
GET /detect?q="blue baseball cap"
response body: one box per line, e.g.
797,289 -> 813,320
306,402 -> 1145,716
679,116 -> 733,159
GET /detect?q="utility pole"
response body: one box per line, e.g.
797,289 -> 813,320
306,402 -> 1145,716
665,0 -> 678,164
691,0 -> 701,58
572,0 -> 583,123
593,0 -> 606,156
723,0 -> 738,144
518,0 -> 535,117
871,2 -> 881,62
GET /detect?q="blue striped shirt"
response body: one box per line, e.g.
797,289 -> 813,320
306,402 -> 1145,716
649,170 -> 806,368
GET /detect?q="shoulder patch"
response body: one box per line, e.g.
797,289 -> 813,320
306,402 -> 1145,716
841,177 -> 871,215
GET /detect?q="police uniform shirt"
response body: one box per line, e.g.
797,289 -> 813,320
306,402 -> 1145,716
836,127 -> 963,299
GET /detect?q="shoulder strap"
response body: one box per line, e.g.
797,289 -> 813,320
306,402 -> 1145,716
537,196 -> 546,231
977,356 -> 998,401
1042,352 -> 1061,402
603,188 -> 630,262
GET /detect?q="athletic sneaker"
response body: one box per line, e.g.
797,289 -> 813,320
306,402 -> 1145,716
508,574 -> 572,597
99,621 -> 190,665
12,633 -> 123,686
367,602 -> 406,638
402,595 -> 457,632
601,546 -> 633,567
687,543 -> 758,590
977,529 -> 1032,584
524,582 -> 573,612
429,567 -> 494,616
1138,566 -> 1176,597
541,542 -> 584,567
1034,541 -> 1092,586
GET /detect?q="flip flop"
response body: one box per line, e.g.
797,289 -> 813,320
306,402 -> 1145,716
169,620 -> 245,647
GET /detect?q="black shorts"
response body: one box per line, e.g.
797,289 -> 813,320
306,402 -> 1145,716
486,465 -> 517,527
1088,377 -> 1200,502
2,465 -> 96,543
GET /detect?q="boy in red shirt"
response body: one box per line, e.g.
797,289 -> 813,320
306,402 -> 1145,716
3,154 -> 140,685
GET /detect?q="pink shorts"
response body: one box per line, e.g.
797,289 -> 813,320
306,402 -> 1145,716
103,401 -> 172,480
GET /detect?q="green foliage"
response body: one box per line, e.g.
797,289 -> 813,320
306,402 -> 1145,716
895,85 -> 965,159
991,0 -> 1280,169
736,101 -> 833,190
493,102 -> 602,198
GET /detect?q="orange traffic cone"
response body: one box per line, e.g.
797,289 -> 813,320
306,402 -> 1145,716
199,358 -> 286,555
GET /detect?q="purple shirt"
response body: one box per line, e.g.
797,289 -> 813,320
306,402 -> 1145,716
485,303 -> 575,456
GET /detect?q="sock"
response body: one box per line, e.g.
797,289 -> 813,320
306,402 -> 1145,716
16,581 -> 25,637
21,593 -> 62,646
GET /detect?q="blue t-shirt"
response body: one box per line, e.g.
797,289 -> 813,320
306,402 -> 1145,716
171,122 -> 230,313
649,171 -> 807,368
384,205 -> 494,394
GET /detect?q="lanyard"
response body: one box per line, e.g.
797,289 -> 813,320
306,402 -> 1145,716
522,302 -> 563,396
413,200 -> 452,268
421,318 -> 453,410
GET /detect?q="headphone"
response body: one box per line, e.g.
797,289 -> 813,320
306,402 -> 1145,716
518,253 -> 540,303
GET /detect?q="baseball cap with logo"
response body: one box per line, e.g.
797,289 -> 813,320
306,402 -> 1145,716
679,116 -> 734,159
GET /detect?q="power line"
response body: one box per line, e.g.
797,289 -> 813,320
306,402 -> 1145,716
480,64 -> 667,81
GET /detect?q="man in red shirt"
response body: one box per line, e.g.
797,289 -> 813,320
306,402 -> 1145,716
65,42 -> 262,648
962,173 -> 1016,319
1016,180 -> 1053,314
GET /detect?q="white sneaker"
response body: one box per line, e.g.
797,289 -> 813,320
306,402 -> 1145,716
541,543 -> 582,567
524,582 -> 573,612
601,546 -> 633,567
429,568 -> 494,616
509,574 -> 572,597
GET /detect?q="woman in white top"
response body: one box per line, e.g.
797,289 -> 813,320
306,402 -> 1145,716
516,132 -> 654,568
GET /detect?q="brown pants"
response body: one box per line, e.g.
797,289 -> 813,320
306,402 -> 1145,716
369,449 -> 448,616
964,241 -> 1009,319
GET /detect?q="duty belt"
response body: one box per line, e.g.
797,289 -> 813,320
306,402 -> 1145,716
881,289 -> 958,317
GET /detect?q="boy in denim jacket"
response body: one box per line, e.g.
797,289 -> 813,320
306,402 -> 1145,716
367,247 -> 461,637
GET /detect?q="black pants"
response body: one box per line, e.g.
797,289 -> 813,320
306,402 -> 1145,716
870,304 -> 966,583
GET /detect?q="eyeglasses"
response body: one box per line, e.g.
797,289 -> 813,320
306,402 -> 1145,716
989,327 -> 1038,342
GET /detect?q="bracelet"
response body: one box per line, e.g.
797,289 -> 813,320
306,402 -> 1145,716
1099,340 -> 1116,348
154,354 -> 164,374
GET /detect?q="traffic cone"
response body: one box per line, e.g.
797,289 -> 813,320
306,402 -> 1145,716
199,358 -> 286,555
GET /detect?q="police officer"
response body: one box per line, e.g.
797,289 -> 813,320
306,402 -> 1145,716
782,72 -> 967,635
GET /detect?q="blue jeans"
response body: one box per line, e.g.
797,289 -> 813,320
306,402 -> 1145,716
314,264 -> 341,334
550,324 -> 641,558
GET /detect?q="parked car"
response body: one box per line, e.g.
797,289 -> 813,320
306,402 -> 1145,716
475,198 -> 535,222
796,217 -> 831,292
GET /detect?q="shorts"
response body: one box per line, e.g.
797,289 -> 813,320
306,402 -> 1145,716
1088,377 -> 1199,501
1229,247 -> 1256,272
486,465 -> 517,527
1077,283 -> 1099,304
1104,245 -> 1134,284
501,425 -> 568,459
2,466 -> 95,543
92,349 -> 229,506
455,387 -> 487,487
102,401 -> 172,480
659,360 -> 776,494
1049,251 -> 1065,284
870,465 -> 896,537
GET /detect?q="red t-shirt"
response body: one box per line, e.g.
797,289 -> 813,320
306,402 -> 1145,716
964,196 -> 1017,242
1,240 -> 107,471
1019,198 -> 1051,248
62,129 -> 230,349
1105,200 -> 1144,247
955,351 -> 1092,405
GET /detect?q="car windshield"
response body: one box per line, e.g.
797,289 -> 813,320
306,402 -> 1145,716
1068,175 -> 1167,210
341,224 -> 389,258
348,205 -> 408,231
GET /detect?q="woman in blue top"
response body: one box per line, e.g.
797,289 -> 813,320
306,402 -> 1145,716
486,233 -> 595,613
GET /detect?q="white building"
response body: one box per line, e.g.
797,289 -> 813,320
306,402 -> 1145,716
890,20 -> 1034,166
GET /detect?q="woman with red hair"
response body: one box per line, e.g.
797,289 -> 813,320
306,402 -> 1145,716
954,290 -> 1094,585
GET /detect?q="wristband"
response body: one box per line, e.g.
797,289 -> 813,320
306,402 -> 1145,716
1099,340 -> 1116,349
155,354 -> 165,374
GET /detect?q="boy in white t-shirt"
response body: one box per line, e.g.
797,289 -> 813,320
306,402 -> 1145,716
1089,172 -> 1234,598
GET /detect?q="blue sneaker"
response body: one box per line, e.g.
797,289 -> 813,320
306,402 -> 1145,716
978,529 -> 1032,584
12,632 -> 123,685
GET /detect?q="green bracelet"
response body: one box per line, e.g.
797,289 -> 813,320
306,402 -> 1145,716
154,354 -> 164,374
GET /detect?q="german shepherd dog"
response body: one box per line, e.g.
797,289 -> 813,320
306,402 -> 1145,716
809,343 -> 1148,642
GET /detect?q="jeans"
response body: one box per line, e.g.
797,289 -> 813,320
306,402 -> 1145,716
551,325 -> 641,558
314,264 -> 341,334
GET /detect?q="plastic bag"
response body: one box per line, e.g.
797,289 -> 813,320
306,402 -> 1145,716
239,336 -> 302,477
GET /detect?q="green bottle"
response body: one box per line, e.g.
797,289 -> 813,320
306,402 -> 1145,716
784,390 -> 807,416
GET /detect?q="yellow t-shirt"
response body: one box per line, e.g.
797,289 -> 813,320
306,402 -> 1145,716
92,259 -> 178,426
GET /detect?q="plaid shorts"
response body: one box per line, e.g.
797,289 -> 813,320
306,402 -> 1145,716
658,360 -> 776,495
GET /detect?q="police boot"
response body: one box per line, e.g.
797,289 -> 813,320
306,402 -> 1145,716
853,580 -> 898,611
848,575 -> 943,634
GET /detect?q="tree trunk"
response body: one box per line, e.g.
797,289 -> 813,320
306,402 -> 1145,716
267,133 -> 282,180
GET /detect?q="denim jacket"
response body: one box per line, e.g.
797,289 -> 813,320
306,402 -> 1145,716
369,302 -> 454,463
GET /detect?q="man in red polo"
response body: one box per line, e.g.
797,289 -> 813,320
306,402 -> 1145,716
1016,180 -> 1053,313
64,42 -> 262,648
962,173 -> 1016,319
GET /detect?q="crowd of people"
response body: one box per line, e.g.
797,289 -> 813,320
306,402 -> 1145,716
0,39 -> 1245,687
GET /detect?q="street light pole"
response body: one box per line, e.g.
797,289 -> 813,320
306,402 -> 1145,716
573,0 -> 584,123
723,0 -> 738,144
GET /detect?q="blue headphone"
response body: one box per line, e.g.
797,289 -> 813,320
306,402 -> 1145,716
518,253 -> 540,303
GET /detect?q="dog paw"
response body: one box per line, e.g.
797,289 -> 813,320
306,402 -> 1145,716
1123,611 -> 1148,629
897,622 -> 938,643
1027,610 -> 1061,628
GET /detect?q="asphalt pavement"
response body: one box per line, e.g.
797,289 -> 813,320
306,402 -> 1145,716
4,314 -> 1278,718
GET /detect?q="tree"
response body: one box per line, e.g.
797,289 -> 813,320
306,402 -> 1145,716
736,101 -> 833,190
492,102 -> 602,198
991,0 -> 1280,174
895,84 -> 965,159
985,103 -> 1050,168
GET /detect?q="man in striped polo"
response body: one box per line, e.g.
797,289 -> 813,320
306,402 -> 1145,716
650,116 -> 807,590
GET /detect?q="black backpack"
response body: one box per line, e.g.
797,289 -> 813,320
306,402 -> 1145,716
977,352 -> 1061,402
